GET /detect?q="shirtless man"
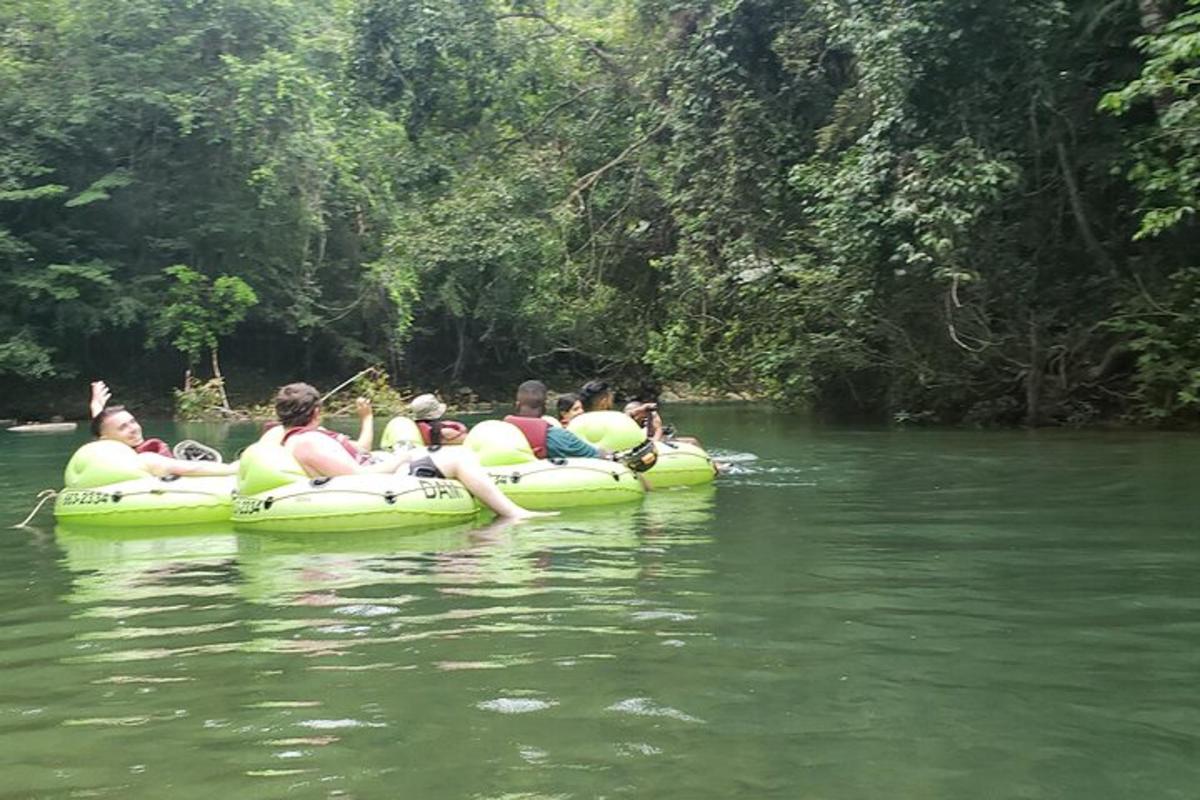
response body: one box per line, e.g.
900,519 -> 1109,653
623,400 -> 702,448
87,381 -> 237,477
274,382 -> 553,521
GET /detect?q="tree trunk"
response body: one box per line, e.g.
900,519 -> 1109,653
451,318 -> 467,384
211,347 -> 231,411
1137,0 -> 1167,34
1056,142 -> 1120,277
1138,0 -> 1172,117
1025,319 -> 1043,427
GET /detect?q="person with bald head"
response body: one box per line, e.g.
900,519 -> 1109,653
505,380 -> 610,460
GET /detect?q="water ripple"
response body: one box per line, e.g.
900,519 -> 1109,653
477,697 -> 559,714
606,697 -> 705,724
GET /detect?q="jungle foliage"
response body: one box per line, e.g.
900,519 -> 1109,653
2,0 -> 1198,424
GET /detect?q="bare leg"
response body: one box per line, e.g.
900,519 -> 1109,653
428,448 -> 558,520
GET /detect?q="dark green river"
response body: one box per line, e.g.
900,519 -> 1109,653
2,407 -> 1198,798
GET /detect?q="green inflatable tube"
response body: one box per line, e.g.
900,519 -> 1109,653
487,458 -> 644,509
567,412 -> 717,488
379,416 -> 423,451
566,411 -> 646,450
232,442 -> 479,533
54,441 -> 235,527
462,419 -> 645,509
642,440 -> 718,489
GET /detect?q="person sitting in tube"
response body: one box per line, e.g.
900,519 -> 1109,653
258,394 -> 375,450
624,399 -> 703,448
578,379 -> 614,412
556,392 -> 584,427
506,380 -> 611,460
87,380 -> 237,477
275,382 -> 553,521
409,393 -> 468,447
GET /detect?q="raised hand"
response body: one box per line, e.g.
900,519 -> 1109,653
89,380 -> 112,418
354,396 -> 375,453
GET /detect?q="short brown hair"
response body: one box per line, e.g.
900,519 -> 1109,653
90,405 -> 126,437
275,383 -> 321,428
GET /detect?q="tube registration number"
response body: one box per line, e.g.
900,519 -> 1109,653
60,490 -> 112,506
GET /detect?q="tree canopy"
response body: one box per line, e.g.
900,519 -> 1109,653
2,0 -> 1198,425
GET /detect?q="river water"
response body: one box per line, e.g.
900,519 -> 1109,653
1,407 -> 1198,798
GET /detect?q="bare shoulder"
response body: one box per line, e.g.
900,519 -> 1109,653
290,429 -> 340,454
289,431 -> 357,476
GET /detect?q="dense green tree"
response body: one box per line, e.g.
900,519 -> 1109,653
1,0 -> 1198,425
149,265 -> 258,408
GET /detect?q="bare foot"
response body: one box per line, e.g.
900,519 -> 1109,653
506,509 -> 560,522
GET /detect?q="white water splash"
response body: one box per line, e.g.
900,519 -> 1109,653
477,698 -> 558,714
606,697 -> 704,724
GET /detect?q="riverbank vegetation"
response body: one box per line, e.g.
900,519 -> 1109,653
2,0 -> 1198,425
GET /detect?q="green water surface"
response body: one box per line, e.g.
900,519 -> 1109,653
1,408 -> 1198,798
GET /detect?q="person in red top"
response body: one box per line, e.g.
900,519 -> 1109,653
87,380 -> 236,477
275,382 -> 553,521
505,380 -> 610,460
410,393 -> 468,447
259,394 -> 375,452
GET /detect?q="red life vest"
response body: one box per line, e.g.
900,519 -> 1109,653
135,438 -> 173,458
281,426 -> 369,465
416,419 -> 467,446
503,415 -> 549,458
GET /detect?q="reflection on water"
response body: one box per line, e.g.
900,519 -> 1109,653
34,489 -> 718,798
57,486 -> 716,607
53,495 -> 716,677
58,525 -> 241,607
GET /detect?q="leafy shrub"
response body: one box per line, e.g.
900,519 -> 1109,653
174,377 -> 229,421
1107,268 -> 1200,423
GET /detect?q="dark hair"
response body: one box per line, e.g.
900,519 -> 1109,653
90,405 -> 125,437
275,382 -> 321,428
515,380 -> 548,415
579,380 -> 611,411
425,419 -> 444,446
556,392 -> 579,418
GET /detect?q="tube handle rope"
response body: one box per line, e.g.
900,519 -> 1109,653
12,489 -> 57,528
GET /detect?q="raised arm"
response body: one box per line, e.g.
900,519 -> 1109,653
625,402 -> 664,442
648,409 -> 664,442
354,396 -> 375,453
89,380 -> 112,418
